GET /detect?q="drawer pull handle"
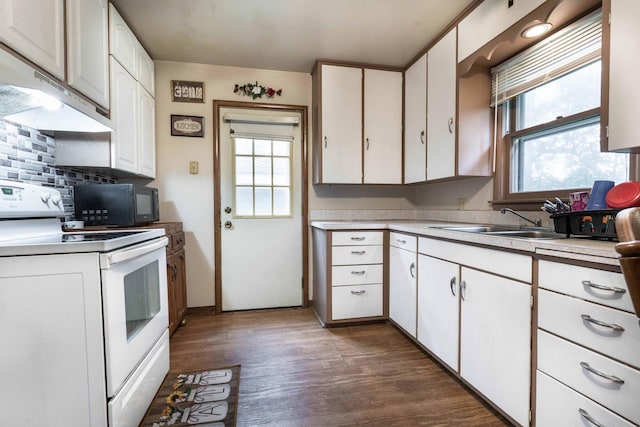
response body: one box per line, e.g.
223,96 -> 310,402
350,236 -> 366,241
450,277 -> 457,296
351,270 -> 366,275
578,408 -> 606,427
351,290 -> 366,295
580,361 -> 625,384
582,280 -> 626,294
409,262 -> 415,278
396,239 -> 407,244
351,250 -> 366,255
580,314 -> 625,332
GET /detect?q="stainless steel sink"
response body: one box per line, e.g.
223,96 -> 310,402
436,225 -> 565,239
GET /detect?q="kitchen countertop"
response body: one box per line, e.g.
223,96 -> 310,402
311,220 -> 621,266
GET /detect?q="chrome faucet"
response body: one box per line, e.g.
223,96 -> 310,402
500,208 -> 542,227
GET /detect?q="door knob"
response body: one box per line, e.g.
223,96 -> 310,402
224,221 -> 233,229
225,206 -> 232,214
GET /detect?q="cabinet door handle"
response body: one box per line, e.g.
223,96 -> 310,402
409,262 -> 415,278
351,250 -> 366,255
460,280 -> 466,301
582,280 -> 626,294
448,117 -> 454,134
350,290 -> 366,295
581,314 -> 625,332
450,277 -> 457,296
578,409 -> 605,427
366,138 -> 370,150
351,270 -> 366,276
324,136 -> 328,148
580,361 -> 625,384
350,236 -> 366,241
420,130 -> 425,144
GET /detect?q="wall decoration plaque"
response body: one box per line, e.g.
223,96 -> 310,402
172,80 -> 205,103
171,115 -> 204,137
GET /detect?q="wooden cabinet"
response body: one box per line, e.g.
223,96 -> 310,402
108,4 -> 156,178
148,222 -> 187,335
0,0 -> 65,79
457,0 -> 546,63
417,255 -> 459,371
426,29 -> 457,181
536,258 -> 640,426
312,228 -> 387,326
601,0 -> 640,152
388,232 -> 417,337
313,62 -> 402,184
363,69 -> 402,184
418,237 -> 532,426
66,0 -> 109,109
403,54 -> 427,184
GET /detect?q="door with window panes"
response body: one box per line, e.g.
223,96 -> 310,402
219,109 -> 302,311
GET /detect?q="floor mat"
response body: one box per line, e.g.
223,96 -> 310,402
140,365 -> 240,426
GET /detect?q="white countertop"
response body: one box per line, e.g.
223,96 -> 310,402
311,220 -> 620,266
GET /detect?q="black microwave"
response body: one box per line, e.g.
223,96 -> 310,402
73,184 -> 160,226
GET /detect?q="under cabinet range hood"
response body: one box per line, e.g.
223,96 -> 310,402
0,45 -> 112,133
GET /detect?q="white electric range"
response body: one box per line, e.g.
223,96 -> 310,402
0,180 -> 170,427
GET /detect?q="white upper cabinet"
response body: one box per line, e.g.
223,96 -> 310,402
109,4 -> 138,77
457,0 -> 546,62
403,54 -> 427,184
137,48 -> 155,97
603,0 -> 640,152
138,84 -> 156,178
363,69 -> 402,184
0,0 -> 65,79
110,57 -> 139,175
426,29 -> 457,181
316,64 -> 363,184
66,0 -> 110,109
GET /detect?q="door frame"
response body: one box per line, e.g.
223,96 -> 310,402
213,100 -> 309,314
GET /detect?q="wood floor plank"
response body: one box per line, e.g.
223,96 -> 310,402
167,307 -> 511,426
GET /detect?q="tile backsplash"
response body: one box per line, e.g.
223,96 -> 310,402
0,119 -> 118,220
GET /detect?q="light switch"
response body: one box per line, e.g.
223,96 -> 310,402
189,161 -> 199,174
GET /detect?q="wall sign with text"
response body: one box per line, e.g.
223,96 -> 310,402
171,80 -> 205,103
171,115 -> 204,137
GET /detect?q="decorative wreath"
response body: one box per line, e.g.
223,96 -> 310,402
234,82 -> 282,99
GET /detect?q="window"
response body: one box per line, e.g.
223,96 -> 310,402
492,10 -> 634,208
233,137 -> 292,217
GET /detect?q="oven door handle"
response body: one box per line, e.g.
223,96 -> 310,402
104,237 -> 169,266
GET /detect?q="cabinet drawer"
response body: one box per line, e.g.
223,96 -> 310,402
332,284 -> 383,320
390,232 -> 416,251
536,370 -> 635,427
332,264 -> 383,286
332,231 -> 383,246
539,260 -> 632,313
538,289 -> 640,368
332,245 -> 383,266
538,330 -> 640,424
419,237 -> 531,282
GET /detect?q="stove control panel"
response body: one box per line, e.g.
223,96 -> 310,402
0,179 -> 64,218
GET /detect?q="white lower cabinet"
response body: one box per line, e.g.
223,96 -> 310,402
417,254 -> 459,371
536,370 -> 635,427
389,232 -> 417,337
312,228 -> 386,326
536,258 -> 639,425
418,237 -> 532,426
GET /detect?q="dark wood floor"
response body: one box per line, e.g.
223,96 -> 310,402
168,307 -> 511,426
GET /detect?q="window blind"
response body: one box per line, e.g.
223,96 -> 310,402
224,113 -> 298,141
491,10 -> 602,107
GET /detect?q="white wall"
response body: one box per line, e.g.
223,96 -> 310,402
154,60 -> 495,308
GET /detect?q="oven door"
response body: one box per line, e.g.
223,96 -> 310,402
100,236 -> 169,397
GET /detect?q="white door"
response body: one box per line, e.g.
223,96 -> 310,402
219,108 -> 303,311
389,245 -> 417,337
404,54 -> 427,183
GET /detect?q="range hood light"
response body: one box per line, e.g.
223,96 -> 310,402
11,86 -> 63,111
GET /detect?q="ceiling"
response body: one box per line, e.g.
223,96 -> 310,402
110,0 -> 476,73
